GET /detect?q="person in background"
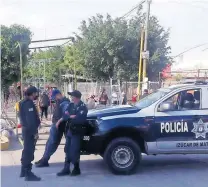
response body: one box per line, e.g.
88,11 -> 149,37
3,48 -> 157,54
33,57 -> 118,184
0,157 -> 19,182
86,95 -> 96,110
19,86 -> 41,181
39,92 -> 50,120
111,90 -> 119,105
3,89 -> 10,108
122,91 -> 127,105
140,89 -> 149,99
132,92 -> 138,105
99,88 -> 108,106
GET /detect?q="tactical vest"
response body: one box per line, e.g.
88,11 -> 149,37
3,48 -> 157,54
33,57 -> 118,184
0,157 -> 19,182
52,100 -> 62,124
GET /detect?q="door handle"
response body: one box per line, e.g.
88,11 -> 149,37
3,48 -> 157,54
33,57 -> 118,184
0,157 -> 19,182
144,116 -> 154,122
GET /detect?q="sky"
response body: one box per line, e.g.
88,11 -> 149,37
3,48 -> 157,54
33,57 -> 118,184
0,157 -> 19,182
1,0 -> 208,70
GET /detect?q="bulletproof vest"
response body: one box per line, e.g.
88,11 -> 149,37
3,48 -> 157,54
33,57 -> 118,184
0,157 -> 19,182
52,100 -> 62,124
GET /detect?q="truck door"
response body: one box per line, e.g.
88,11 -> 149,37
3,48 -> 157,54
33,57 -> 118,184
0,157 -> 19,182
153,88 -> 207,153
192,87 -> 208,151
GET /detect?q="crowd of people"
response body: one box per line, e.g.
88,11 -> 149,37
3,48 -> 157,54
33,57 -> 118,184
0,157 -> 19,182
86,88 -> 128,109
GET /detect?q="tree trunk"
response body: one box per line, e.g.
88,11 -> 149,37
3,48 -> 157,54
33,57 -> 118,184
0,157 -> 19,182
109,77 -> 113,105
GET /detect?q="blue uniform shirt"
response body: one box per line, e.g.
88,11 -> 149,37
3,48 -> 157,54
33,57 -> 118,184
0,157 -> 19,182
19,98 -> 40,134
63,101 -> 88,124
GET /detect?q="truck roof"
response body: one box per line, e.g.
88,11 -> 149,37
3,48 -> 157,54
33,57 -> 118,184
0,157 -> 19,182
168,81 -> 208,89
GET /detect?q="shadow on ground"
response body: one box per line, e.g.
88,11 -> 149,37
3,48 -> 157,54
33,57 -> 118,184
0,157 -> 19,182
4,136 -> 23,152
1,156 -> 208,178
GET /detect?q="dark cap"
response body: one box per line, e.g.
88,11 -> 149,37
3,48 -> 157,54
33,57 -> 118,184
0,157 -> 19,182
51,89 -> 61,100
68,90 -> 82,99
25,86 -> 38,96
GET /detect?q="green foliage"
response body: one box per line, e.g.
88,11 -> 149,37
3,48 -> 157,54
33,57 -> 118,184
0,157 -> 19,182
76,8 -> 171,81
24,6 -> 171,84
25,47 -> 65,85
1,24 -> 32,90
64,45 -> 84,75
146,16 -> 171,80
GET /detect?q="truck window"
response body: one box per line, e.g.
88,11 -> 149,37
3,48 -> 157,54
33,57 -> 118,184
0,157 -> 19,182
158,89 -> 201,111
135,89 -> 171,109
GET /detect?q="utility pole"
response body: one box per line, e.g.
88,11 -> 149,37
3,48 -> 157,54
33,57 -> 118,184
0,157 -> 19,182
143,0 -> 151,80
138,28 -> 145,99
44,60 -> 46,90
38,61 -> 41,90
18,42 -> 23,99
44,28 -> 46,90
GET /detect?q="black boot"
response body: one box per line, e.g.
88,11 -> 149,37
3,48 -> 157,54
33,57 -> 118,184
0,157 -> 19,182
57,163 -> 70,176
25,169 -> 41,181
35,158 -> 49,168
19,167 -> 25,178
71,163 -> 81,176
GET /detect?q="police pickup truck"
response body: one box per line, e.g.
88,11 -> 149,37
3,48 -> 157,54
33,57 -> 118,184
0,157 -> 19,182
81,82 -> 208,175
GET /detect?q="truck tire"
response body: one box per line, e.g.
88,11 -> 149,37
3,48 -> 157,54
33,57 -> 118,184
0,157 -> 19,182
104,137 -> 141,175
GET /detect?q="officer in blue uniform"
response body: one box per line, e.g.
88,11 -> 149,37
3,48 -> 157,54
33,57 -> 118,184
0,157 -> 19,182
35,89 -> 70,167
56,90 -> 88,176
19,86 -> 41,181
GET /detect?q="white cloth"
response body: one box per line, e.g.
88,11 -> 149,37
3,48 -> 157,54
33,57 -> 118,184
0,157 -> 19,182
112,92 -> 118,103
87,98 -> 96,109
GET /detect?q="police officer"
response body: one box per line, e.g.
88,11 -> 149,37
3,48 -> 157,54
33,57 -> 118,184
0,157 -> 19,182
19,86 -> 41,181
56,90 -> 88,176
35,89 -> 70,167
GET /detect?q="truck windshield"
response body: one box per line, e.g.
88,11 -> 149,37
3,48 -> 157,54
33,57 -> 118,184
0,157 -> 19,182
135,89 -> 171,109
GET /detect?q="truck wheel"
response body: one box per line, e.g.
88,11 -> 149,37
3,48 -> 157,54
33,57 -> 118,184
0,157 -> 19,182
104,137 -> 141,175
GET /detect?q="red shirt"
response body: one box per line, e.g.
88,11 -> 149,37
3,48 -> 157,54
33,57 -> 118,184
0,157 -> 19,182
132,94 -> 137,102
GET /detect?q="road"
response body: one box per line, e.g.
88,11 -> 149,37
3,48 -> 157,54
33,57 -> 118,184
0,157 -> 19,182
1,108 -> 208,187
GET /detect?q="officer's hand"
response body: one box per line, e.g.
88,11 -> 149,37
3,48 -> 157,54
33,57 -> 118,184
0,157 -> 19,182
65,111 -> 69,115
70,115 -> 76,119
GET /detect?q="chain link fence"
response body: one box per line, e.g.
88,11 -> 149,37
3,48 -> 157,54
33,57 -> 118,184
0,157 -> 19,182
75,82 -> 120,102
63,81 -> 161,104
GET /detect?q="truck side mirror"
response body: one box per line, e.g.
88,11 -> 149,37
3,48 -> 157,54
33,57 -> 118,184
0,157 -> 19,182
158,102 -> 174,112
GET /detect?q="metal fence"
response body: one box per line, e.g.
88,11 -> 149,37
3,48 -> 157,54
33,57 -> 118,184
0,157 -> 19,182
63,81 -> 161,103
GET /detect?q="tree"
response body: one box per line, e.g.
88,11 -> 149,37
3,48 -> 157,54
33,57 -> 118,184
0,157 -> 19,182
64,45 -> 84,88
1,24 -> 32,90
25,47 -> 66,86
76,7 -> 171,82
77,14 -> 131,82
146,16 -> 171,80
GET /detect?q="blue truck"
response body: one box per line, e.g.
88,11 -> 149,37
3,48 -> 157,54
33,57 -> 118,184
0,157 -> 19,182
81,82 -> 208,175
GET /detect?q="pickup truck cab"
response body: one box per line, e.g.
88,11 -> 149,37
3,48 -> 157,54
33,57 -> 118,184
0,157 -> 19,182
81,82 -> 208,175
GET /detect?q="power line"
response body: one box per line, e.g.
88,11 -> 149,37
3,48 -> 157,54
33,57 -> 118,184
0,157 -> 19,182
30,1 -> 146,49
173,43 -> 208,59
157,0 -> 208,11
119,0 -> 146,19
60,40 -> 72,47
191,0 -> 208,4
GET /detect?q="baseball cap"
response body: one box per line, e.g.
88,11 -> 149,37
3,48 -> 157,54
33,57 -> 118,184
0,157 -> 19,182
25,86 -> 38,96
51,89 -> 61,100
68,90 -> 82,99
